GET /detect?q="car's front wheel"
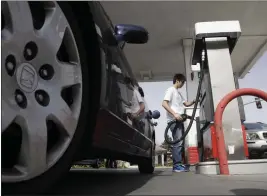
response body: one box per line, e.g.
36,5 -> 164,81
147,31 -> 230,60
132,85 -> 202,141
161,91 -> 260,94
2,1 -> 98,194
138,139 -> 155,174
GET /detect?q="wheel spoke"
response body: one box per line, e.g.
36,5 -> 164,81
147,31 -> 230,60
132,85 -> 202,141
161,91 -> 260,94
1,1 -> 34,34
56,61 -> 82,89
15,116 -> 47,178
40,4 -> 68,54
1,100 -> 17,132
49,96 -> 78,137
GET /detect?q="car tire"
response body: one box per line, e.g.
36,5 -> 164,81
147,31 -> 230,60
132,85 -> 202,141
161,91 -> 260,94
92,160 -> 100,169
113,160 -> 118,169
138,140 -> 155,174
2,2 -> 100,194
105,159 -> 110,168
138,158 -> 155,174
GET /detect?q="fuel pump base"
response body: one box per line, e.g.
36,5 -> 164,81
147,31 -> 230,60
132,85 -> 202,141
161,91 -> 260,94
195,159 -> 267,175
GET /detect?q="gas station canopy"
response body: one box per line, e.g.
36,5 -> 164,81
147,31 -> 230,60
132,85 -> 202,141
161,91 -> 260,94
102,1 -> 267,82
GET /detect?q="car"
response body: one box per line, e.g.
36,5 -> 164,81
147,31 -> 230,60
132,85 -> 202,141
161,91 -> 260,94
105,159 -> 118,168
245,122 -> 267,159
74,159 -> 105,169
1,1 -> 160,194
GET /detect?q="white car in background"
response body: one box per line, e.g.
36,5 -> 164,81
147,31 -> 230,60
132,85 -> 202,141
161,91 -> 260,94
245,122 -> 267,159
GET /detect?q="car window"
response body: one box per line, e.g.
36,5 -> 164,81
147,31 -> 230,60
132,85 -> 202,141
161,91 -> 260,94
117,49 -> 138,84
98,2 -> 115,31
244,123 -> 264,130
259,123 -> 267,128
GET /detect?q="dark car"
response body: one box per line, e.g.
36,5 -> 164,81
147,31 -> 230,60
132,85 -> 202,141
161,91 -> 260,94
2,1 -> 160,194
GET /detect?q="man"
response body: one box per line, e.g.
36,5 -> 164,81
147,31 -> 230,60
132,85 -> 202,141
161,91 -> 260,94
130,85 -> 145,120
138,87 -> 149,113
138,87 -> 152,137
162,73 -> 195,172
128,85 -> 146,134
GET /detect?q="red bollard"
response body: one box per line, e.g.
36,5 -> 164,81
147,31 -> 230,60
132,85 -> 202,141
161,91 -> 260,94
214,88 -> 267,175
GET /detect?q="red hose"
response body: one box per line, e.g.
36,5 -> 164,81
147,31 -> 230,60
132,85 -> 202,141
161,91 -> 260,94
214,88 -> 267,175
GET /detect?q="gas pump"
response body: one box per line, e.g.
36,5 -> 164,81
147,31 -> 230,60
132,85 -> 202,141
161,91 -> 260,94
165,21 -> 247,159
164,21 -> 267,174
190,21 -> 249,162
190,21 -> 267,175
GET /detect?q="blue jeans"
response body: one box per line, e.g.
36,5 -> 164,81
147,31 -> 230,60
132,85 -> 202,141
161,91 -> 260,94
170,122 -> 184,167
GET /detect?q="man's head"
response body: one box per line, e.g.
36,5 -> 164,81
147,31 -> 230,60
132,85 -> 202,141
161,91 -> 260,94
124,76 -> 135,89
173,73 -> 186,88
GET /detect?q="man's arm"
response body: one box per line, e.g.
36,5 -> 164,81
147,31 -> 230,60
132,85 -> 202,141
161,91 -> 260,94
162,100 -> 176,116
180,92 -> 195,107
162,88 -> 182,121
162,88 -> 175,115
183,100 -> 195,107
133,89 -> 145,116
135,102 -> 145,116
162,100 -> 183,121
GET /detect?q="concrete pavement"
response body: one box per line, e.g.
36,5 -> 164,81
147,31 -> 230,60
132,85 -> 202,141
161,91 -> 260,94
47,168 -> 267,195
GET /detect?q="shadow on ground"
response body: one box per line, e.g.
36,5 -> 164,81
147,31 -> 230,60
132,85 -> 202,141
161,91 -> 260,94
46,169 -> 163,195
231,189 -> 267,195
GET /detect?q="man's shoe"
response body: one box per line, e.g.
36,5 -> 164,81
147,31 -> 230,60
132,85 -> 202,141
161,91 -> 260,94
180,164 -> 190,171
173,165 -> 189,172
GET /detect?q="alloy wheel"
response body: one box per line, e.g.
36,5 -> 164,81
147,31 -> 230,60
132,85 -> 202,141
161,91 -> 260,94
1,1 -> 82,182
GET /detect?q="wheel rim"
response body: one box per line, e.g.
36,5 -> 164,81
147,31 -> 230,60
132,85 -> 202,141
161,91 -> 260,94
1,1 -> 82,182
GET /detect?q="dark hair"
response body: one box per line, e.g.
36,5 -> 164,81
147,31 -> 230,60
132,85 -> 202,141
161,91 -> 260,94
173,73 -> 186,84
138,87 -> 144,97
124,76 -> 134,86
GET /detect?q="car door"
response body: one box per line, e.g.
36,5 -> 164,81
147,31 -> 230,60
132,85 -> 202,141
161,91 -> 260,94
117,50 -> 152,151
91,2 -> 151,153
91,2 -> 138,145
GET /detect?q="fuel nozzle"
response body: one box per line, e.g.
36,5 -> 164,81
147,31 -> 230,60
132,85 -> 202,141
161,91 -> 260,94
180,114 -> 195,122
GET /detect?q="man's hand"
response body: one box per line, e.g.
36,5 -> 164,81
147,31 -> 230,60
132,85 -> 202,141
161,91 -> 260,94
183,100 -> 196,107
131,113 -> 138,119
174,113 -> 183,121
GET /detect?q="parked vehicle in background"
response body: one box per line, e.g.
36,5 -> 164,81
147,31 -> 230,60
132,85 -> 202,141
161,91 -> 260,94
105,159 -> 118,168
74,159 -> 105,169
2,1 -> 160,194
245,122 -> 267,159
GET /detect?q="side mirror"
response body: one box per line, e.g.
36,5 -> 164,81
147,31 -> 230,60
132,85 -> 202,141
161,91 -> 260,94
114,24 -> 149,45
152,110 -> 160,119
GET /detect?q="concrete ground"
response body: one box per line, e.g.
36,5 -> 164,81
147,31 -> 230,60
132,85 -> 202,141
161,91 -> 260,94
47,167 -> 267,195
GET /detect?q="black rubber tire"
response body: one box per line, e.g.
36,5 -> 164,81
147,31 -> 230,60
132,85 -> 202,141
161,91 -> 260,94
2,2 -> 99,194
138,140 -> 155,174
113,160 -> 118,169
138,159 -> 155,174
105,160 -> 109,168
91,160 -> 100,169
